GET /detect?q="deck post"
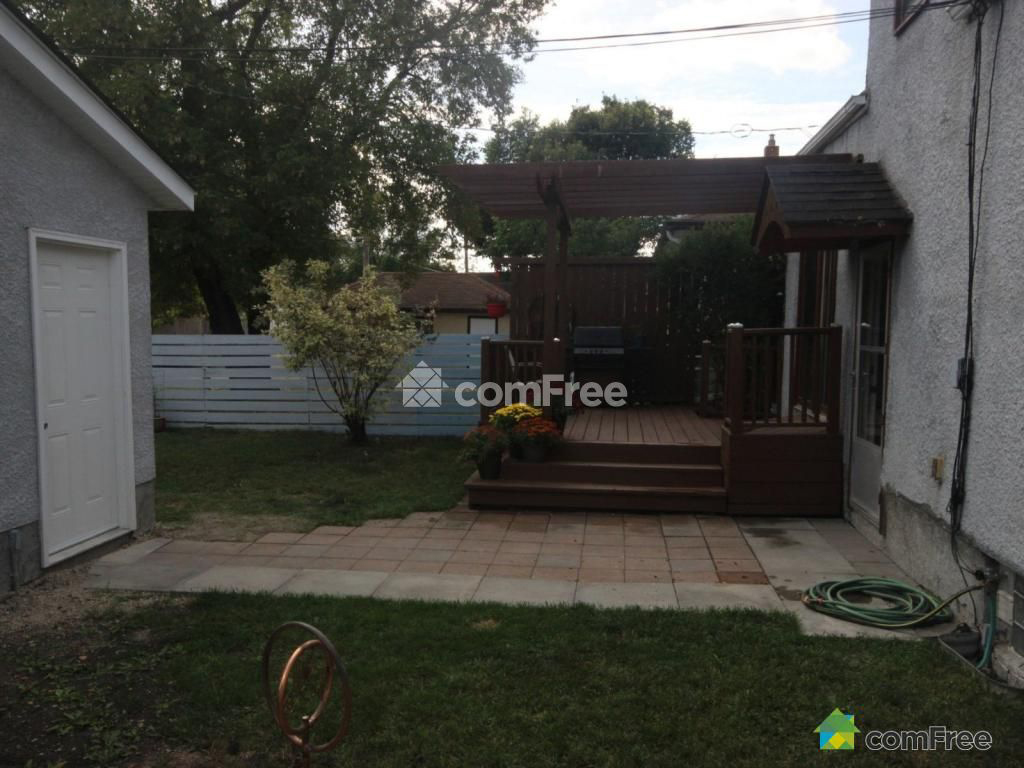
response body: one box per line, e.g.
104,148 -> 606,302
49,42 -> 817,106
826,324 -> 842,434
699,339 -> 712,415
479,336 -> 491,425
725,324 -> 745,434
557,221 -> 570,343
542,203 -> 560,379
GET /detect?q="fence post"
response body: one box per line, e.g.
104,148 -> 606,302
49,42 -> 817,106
724,324 -> 745,434
698,339 -> 711,415
480,337 -> 491,425
826,324 -> 842,435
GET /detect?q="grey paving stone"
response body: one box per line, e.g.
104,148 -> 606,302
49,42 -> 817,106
782,601 -> 920,640
765,571 -> 857,602
575,582 -> 679,610
743,528 -> 856,574
276,569 -> 388,597
174,566 -> 298,593
86,562 -> 206,591
473,577 -> 576,606
95,538 -> 171,566
736,518 -> 816,531
674,582 -> 784,612
374,572 -> 482,602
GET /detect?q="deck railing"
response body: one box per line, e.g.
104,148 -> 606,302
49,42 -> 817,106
695,339 -> 726,417
479,338 -> 545,423
722,324 -> 842,434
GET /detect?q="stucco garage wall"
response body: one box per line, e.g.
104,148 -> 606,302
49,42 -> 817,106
789,1 -> 1024,580
0,67 -> 156,540
432,312 -> 510,335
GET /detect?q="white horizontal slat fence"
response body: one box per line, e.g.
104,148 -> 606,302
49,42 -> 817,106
152,333 -> 494,436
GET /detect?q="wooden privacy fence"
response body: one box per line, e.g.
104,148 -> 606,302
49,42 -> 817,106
152,334 -> 492,436
508,260 -> 692,403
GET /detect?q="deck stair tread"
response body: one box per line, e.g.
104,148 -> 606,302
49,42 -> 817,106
465,478 -> 726,496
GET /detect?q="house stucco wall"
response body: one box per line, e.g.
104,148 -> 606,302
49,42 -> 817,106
0,67 -> 156,542
788,1 -> 1024,583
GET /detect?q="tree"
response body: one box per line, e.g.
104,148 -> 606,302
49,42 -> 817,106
21,0 -> 546,331
478,97 -> 695,263
654,216 -> 786,344
263,262 -> 420,443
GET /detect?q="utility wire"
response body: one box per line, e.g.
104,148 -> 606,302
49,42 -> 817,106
66,1 -> 969,62
948,0 -> 1004,627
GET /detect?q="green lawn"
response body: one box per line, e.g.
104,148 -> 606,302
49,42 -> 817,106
155,430 -> 469,534
7,593 -> 1023,767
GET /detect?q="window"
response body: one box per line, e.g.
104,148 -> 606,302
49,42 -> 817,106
894,0 -> 929,34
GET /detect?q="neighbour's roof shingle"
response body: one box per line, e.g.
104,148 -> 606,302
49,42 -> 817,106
380,272 -> 509,312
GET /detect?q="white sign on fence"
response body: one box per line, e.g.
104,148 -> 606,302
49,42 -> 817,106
152,333 -> 493,436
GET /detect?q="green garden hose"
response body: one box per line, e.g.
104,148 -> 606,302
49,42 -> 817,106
801,577 -> 982,630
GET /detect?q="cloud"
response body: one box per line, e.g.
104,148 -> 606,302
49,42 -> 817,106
528,0 -> 853,86
502,0 -> 867,157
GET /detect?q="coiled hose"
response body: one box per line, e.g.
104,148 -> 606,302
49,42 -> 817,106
801,577 -> 981,629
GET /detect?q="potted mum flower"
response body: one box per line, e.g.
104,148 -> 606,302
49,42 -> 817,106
510,416 -> 562,462
489,403 -> 542,458
462,425 -> 507,480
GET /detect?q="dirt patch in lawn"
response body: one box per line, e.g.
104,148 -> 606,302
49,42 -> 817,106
154,511 -> 311,542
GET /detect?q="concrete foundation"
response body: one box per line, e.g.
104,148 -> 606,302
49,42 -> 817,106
135,479 -> 155,534
0,520 -> 42,595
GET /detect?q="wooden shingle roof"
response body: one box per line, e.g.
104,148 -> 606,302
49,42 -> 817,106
380,272 -> 509,312
753,163 -> 912,253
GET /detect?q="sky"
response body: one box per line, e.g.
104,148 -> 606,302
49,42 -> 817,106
473,0 -> 871,159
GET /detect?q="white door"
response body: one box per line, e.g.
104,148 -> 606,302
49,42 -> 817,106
32,234 -> 134,564
849,243 -> 891,520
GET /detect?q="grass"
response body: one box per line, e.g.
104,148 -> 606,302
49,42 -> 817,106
6,593 -> 1023,767
155,430 -> 469,533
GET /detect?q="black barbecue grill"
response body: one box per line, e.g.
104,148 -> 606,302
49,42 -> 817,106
572,326 -> 626,399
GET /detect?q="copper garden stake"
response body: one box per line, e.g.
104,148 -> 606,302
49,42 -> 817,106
261,622 -> 352,767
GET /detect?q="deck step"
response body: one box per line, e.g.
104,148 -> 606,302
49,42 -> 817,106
500,460 -> 723,488
551,441 -> 721,465
465,474 -> 727,513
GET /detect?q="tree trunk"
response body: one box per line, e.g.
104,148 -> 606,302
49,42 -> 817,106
192,258 -> 244,334
345,417 -> 368,444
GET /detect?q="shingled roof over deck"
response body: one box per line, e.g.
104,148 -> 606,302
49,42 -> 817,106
753,162 -> 912,254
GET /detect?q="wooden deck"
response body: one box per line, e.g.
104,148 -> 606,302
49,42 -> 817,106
563,406 -> 722,446
465,405 -> 842,517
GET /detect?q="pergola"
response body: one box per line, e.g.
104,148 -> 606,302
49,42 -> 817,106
437,153 -> 909,373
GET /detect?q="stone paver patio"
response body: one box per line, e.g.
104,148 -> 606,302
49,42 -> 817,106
88,510 -> 931,636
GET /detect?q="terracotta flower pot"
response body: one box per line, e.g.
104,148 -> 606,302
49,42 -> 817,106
486,302 -> 507,318
477,451 -> 503,480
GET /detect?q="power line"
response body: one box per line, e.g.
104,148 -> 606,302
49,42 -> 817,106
66,1 -> 968,63
68,6 -> 883,53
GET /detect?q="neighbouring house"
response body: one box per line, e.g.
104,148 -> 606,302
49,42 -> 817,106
779,1 -> 1023,669
380,271 -> 511,335
0,0 -> 195,592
